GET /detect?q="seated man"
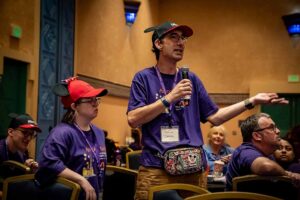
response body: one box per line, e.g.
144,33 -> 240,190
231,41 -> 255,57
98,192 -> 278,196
0,113 -> 41,173
0,113 -> 41,198
226,113 -> 300,190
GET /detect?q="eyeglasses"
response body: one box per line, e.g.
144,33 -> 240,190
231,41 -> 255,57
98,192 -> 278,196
166,33 -> 188,43
78,97 -> 101,105
254,124 -> 278,133
16,128 -> 37,138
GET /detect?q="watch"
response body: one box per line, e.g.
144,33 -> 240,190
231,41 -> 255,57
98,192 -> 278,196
244,99 -> 254,110
160,97 -> 170,108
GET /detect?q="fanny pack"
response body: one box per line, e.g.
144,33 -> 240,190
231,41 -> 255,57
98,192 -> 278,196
159,147 -> 204,175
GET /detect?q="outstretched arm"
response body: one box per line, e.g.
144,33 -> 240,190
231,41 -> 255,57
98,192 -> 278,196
207,93 -> 288,126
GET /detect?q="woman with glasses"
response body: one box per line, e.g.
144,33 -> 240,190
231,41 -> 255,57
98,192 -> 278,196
35,77 -> 108,200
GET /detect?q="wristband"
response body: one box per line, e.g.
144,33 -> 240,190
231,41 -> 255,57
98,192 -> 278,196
160,97 -> 170,108
244,99 -> 254,110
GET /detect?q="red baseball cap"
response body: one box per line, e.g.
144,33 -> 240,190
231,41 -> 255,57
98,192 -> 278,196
55,77 -> 108,108
68,79 -> 108,102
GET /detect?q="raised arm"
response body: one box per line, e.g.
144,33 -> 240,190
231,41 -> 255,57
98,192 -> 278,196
207,93 -> 288,126
128,79 -> 192,128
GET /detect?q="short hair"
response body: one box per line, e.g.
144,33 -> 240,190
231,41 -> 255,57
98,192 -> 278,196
240,113 -> 270,142
152,41 -> 160,61
207,125 -> 228,145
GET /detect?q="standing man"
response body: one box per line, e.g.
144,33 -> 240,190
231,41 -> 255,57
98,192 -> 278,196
226,113 -> 300,190
127,21 -> 288,200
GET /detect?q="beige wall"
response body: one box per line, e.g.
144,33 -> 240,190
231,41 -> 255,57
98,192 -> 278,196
1,0 -> 300,152
0,0 -> 40,157
75,0 -> 159,85
159,0 -> 300,93
76,0 -> 300,146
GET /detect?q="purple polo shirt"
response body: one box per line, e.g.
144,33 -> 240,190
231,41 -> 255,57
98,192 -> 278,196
127,67 -> 218,168
36,123 -> 106,197
225,142 -> 274,190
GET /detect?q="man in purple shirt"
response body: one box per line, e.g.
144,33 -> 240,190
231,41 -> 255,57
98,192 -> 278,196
0,113 -> 41,197
226,113 -> 300,190
127,21 -> 289,200
0,113 -> 40,169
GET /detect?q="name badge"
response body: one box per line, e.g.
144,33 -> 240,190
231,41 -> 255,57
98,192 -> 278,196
161,126 -> 179,143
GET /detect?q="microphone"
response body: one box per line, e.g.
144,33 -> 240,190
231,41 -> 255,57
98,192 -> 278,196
181,66 -> 190,106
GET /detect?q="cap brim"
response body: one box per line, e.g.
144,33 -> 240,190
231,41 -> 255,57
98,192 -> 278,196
19,124 -> 42,132
163,25 -> 193,38
81,88 -> 108,98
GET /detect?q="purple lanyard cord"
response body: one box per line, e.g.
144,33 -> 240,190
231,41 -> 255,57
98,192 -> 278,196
154,66 -> 179,111
74,123 -> 100,168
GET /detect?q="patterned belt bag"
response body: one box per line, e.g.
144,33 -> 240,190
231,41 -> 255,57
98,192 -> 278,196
161,147 -> 204,175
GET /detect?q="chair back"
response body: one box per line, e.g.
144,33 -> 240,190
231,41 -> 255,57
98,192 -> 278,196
232,175 -> 298,200
0,160 -> 31,179
103,165 -> 138,200
126,150 -> 142,170
184,191 -> 283,200
2,174 -> 81,200
148,183 -> 210,200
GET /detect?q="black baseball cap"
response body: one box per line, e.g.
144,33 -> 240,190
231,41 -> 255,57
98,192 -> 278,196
8,113 -> 41,132
144,21 -> 193,43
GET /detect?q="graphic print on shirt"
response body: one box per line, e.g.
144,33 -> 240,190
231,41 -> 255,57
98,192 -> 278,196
82,145 -> 106,178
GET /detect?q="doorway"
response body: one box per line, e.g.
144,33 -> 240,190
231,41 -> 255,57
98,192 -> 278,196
0,57 -> 27,138
261,94 -> 300,137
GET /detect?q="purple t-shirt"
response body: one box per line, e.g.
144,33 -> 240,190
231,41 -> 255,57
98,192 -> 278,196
288,162 -> 300,173
127,67 -> 218,168
225,142 -> 274,190
0,139 -> 29,164
36,123 -> 107,196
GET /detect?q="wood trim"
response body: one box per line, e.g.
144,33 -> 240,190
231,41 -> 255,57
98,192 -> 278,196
78,74 -> 249,103
78,74 -> 131,98
209,93 -> 249,104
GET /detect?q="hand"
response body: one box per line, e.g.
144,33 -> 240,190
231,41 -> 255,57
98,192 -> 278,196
25,159 -> 39,171
251,93 -> 289,106
220,154 -> 232,164
166,79 -> 192,103
79,178 -> 97,200
286,171 -> 300,188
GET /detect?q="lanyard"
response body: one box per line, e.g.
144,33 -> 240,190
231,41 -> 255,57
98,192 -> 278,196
155,66 -> 179,126
154,66 -> 179,111
74,123 -> 100,172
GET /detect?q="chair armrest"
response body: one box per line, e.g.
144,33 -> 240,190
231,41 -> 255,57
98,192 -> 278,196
2,160 -> 31,173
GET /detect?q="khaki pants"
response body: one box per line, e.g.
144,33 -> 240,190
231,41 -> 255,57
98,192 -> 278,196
134,166 -> 207,200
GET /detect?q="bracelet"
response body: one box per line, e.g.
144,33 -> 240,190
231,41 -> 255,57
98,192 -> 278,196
160,97 -> 170,108
244,99 -> 254,110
